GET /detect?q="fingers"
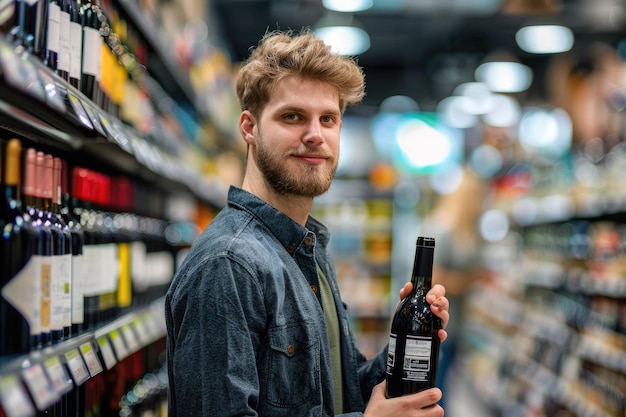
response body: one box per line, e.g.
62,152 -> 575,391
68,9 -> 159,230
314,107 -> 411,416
399,282 -> 450,330
398,282 -> 413,300
365,383 -> 445,417
427,284 -> 449,329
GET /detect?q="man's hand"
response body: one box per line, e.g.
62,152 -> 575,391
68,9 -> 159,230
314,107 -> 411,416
398,282 -> 449,342
364,380 -> 444,417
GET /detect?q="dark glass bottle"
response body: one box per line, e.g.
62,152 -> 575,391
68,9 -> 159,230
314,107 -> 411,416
57,0 -> 71,81
21,147 -> 52,348
44,0 -> 60,70
386,236 -> 442,397
60,160 -> 85,335
0,138 -> 36,363
68,0 -> 82,89
80,0 -> 102,103
52,157 -> 72,339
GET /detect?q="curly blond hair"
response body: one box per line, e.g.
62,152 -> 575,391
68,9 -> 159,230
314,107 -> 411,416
235,29 -> 365,116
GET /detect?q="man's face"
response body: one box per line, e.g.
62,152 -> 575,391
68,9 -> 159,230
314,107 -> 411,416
252,75 -> 342,198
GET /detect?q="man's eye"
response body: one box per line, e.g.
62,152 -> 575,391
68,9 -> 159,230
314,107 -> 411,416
321,116 -> 336,124
284,113 -> 300,121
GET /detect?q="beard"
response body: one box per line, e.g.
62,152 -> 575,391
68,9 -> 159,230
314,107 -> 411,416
254,132 -> 338,198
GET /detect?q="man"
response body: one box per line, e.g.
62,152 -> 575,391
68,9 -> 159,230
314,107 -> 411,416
165,29 -> 449,417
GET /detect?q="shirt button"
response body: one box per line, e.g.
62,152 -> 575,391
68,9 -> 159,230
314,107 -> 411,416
310,285 -> 318,294
286,245 -> 294,253
304,236 -> 313,246
287,344 -> 295,354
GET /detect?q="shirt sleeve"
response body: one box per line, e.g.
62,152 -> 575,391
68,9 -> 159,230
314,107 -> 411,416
166,253 -> 266,417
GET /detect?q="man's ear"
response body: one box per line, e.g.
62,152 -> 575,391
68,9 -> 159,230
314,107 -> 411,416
239,110 -> 256,146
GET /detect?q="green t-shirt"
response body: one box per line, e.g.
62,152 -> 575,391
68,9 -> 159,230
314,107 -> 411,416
317,264 -> 344,413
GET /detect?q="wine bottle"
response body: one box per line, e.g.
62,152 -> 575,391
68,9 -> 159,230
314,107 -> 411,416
386,236 -> 442,397
16,0 -> 46,53
52,157 -> 72,339
60,160 -> 85,335
57,0 -> 71,81
68,0 -> 81,89
22,148 -> 52,347
0,138 -> 36,362
44,0 -> 60,70
36,151 -> 65,344
80,0 -> 102,103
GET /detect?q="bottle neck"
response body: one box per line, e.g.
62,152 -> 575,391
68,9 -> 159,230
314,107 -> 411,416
410,244 -> 434,293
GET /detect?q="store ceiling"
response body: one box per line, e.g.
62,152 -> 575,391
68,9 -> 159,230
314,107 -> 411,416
212,0 -> 626,114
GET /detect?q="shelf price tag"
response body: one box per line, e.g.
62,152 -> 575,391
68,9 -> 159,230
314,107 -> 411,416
109,329 -> 129,361
64,348 -> 89,386
21,363 -> 59,411
43,356 -> 73,396
67,92 -> 94,130
97,335 -> 117,370
79,342 -> 103,377
81,101 -> 106,136
0,374 -> 36,417
121,323 -> 140,354
133,316 -> 151,346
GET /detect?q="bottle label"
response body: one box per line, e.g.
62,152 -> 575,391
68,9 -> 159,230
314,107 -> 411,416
47,3 -> 61,54
82,243 -> 119,296
402,335 -> 433,382
58,10 -> 71,72
71,253 -> 85,324
82,27 -> 101,77
0,255 -> 43,336
40,258 -> 51,334
387,333 -> 397,369
50,255 -> 69,332
69,22 -> 82,79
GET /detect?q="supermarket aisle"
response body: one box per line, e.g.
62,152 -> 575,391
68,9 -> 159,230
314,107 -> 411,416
444,369 -> 496,417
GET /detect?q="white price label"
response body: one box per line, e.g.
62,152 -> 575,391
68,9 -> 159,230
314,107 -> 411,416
21,364 -> 59,411
43,356 -> 72,395
0,374 -> 36,417
80,342 -> 103,377
133,316 -> 150,346
121,324 -> 140,354
97,335 -> 117,370
64,348 -> 89,386
109,330 -> 129,361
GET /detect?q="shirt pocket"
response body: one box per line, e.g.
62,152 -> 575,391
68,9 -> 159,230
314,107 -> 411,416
265,321 -> 321,408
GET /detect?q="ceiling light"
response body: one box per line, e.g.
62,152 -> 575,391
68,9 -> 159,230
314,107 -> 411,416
314,13 -> 370,56
516,25 -> 574,54
323,0 -> 373,12
475,61 -> 533,93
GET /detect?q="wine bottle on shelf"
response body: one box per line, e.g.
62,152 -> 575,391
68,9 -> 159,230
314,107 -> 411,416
16,0 -> 48,54
21,147 -> 51,348
44,0 -> 60,71
80,0 -> 102,104
36,151 -> 65,344
68,0 -> 82,89
60,160 -> 85,336
0,138 -> 36,362
72,167 -> 118,328
386,236 -> 442,398
52,157 -> 72,339
57,0 -> 71,81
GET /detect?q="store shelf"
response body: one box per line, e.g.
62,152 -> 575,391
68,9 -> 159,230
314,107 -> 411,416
0,36 -> 227,208
0,299 -> 166,416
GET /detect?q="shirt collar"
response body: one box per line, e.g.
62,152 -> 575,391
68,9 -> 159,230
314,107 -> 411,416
227,185 -> 330,252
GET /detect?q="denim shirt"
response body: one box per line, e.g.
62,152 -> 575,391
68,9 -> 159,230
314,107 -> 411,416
165,186 -> 387,417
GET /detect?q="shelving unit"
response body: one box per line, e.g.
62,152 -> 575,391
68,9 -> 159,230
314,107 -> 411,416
0,299 -> 166,417
0,1 -> 237,415
461,189 -> 626,417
